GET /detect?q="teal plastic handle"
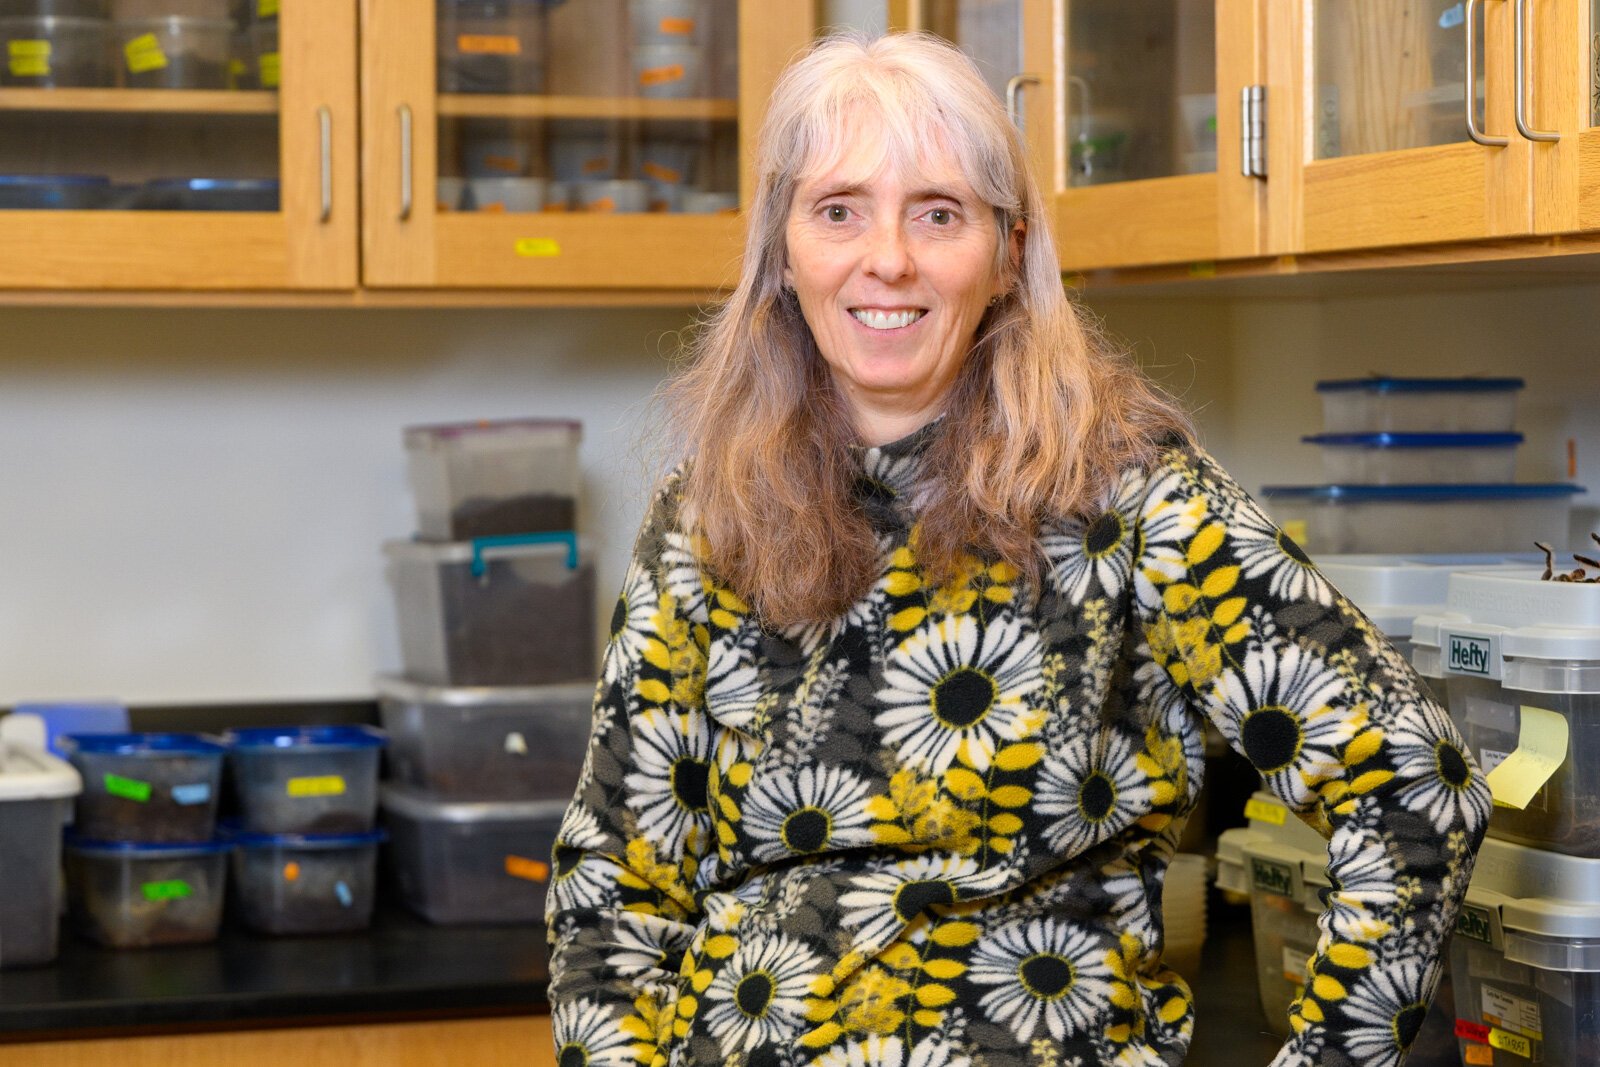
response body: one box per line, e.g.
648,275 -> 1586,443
469,531 -> 579,577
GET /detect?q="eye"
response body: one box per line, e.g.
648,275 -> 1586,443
825,204 -> 849,222
928,207 -> 954,225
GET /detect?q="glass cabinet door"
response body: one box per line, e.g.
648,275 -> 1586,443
0,0 -> 357,289
1520,0 -> 1600,236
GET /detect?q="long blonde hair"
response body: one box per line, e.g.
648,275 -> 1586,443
662,32 -> 1193,628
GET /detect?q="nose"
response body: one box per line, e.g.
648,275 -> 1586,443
862,216 -> 913,283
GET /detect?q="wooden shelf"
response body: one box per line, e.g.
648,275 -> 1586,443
437,94 -> 737,121
0,88 -> 279,115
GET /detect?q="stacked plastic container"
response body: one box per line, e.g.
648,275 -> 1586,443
1263,377 -> 1582,554
0,714 -> 81,968
380,418 -> 595,924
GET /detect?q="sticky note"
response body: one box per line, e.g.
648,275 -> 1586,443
1244,797 -> 1287,825
1484,705 -> 1568,809
124,33 -> 168,75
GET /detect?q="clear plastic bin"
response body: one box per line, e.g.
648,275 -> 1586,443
64,837 -> 227,948
385,535 -> 596,687
114,16 -> 232,88
632,42 -> 704,98
376,674 -> 593,801
226,827 -> 384,935
1303,432 -> 1522,485
0,174 -> 112,209
403,417 -> 580,541
61,732 -> 225,843
1316,376 -> 1524,434
0,16 -> 113,86
629,0 -> 705,45
1261,484 -> 1581,555
0,0 -> 107,16
381,786 -> 565,924
436,0 -> 546,94
225,725 -> 385,836
465,175 -> 545,212
547,120 -> 622,182
1413,568 -> 1600,857
1241,837 -> 1326,1034
128,177 -> 280,211
0,714 -> 80,968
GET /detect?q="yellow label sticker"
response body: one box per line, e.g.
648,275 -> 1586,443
1485,705 -> 1569,809
124,33 -> 168,75
257,0 -> 279,16
1463,1045 -> 1494,1066
1487,1027 -> 1531,1058
8,39 -> 49,78
642,161 -> 683,184
259,51 -> 280,88
1244,797 -> 1288,825
514,238 -> 561,257
1188,261 -> 1217,278
1281,519 -> 1309,548
658,17 -> 696,35
639,63 -> 686,87
286,775 -> 346,798
458,34 -> 521,55
505,855 -> 550,882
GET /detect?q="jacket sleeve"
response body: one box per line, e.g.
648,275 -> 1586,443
1130,446 -> 1491,1067
547,473 -> 718,1066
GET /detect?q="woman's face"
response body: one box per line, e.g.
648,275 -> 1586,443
784,133 -> 1007,441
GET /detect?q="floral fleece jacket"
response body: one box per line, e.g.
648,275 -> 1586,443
547,425 -> 1491,1067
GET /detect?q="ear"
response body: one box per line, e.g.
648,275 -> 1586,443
1008,220 -> 1026,273
993,221 -> 1026,298
782,261 -> 794,289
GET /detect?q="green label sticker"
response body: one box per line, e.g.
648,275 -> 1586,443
105,773 -> 152,803
141,879 -> 192,902
123,32 -> 168,74
257,0 -> 279,16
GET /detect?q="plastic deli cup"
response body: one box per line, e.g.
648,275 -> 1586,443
225,725 -> 385,836
631,42 -> 704,98
225,826 -> 385,935
64,837 -> 228,948
61,732 -> 226,843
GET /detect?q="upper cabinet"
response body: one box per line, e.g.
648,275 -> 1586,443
0,0 -> 358,290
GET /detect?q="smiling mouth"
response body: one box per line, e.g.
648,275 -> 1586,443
849,308 -> 927,331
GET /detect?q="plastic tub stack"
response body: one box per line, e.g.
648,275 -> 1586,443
1262,377 -> 1582,555
381,417 -> 594,925
0,714 -> 80,968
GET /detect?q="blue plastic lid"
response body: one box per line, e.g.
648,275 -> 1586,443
225,724 -> 386,750
1261,483 -> 1584,502
60,732 -> 227,757
143,178 -> 281,192
64,834 -> 230,856
0,174 -> 110,187
1302,432 -> 1525,448
1315,376 -> 1524,393
222,824 -> 387,849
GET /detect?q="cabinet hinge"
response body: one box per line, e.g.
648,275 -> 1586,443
1240,85 -> 1267,179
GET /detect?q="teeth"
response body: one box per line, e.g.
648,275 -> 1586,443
851,309 -> 923,330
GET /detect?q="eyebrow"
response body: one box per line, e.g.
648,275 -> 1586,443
801,180 -> 974,205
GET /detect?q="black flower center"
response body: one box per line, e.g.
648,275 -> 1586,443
1392,1003 -> 1427,1049
932,668 -> 997,729
609,594 -> 628,639
1277,528 -> 1311,564
1019,952 -> 1076,999
893,879 -> 956,922
1079,771 -> 1116,822
558,1045 -> 588,1067
1085,511 -> 1126,559
553,845 -> 581,880
735,971 -> 775,1018
1242,706 -> 1303,775
781,807 -> 831,853
670,757 -> 710,811
1436,741 -> 1471,789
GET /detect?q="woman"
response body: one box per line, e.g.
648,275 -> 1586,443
548,32 -> 1489,1067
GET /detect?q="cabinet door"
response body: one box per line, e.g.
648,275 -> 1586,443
0,1 -> 357,290
362,0 -> 808,291
1526,0 -> 1600,234
1273,0 -> 1534,254
1056,0 -> 1265,270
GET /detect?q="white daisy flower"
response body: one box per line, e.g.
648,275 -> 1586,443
874,614 -> 1045,775
1383,701 -> 1492,837
699,932 -> 824,1054
812,1035 -> 973,1067
557,803 -> 607,851
547,848 -> 622,915
603,560 -> 658,685
741,763 -> 874,860
552,996 -> 639,1067
660,530 -> 711,624
1041,469 -> 1144,602
1320,830 -> 1398,941
967,919 -> 1115,1043
1036,728 -> 1159,857
836,854 -> 983,948
862,445 -> 922,499
1335,957 -> 1436,1067
603,910 -> 684,979
1230,501 -> 1333,606
705,636 -> 763,732
1132,467 -> 1206,612
623,708 -> 715,857
1212,644 -> 1363,804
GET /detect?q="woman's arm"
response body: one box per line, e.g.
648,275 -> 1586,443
1132,447 -> 1491,1067
546,474 -> 718,1064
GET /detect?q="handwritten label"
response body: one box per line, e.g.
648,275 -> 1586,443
104,773 -> 152,803
124,33 -> 168,74
514,238 -> 561,258
1485,706 -> 1568,809
1479,748 -> 1511,776
8,39 -> 50,78
1244,796 -> 1287,825
141,879 -> 193,902
1455,1019 -> 1490,1043
505,855 -> 550,882
286,775 -> 346,798
1483,985 -> 1543,1039
1488,1027 -> 1531,1058
458,34 -> 521,55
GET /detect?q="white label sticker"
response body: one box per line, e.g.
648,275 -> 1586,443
1282,944 -> 1309,984
1479,748 -> 1511,775
1482,985 -> 1543,1039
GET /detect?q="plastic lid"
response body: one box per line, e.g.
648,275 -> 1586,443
64,834 -> 229,856
143,178 -> 281,191
225,724 -> 386,750
1260,483 -> 1583,502
1315,376 -> 1525,393
0,714 -> 81,801
382,532 -> 586,567
0,174 -> 110,186
1463,838 -> 1600,950
374,673 -> 594,707
1302,432 -> 1524,448
222,824 -> 387,849
403,417 -> 582,447
60,731 -> 227,757
381,783 -> 568,824
1315,552 -> 1545,639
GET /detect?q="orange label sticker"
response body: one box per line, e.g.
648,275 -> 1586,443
480,201 -> 508,213
1463,1046 -> 1494,1066
580,157 -> 612,175
283,861 -> 300,882
458,34 -> 521,56
505,855 -> 549,882
482,154 -> 520,174
587,197 -> 617,213
642,161 -> 683,184
639,64 -> 685,87
658,17 -> 696,35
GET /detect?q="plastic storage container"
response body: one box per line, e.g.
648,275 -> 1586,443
1303,432 -> 1522,485
403,418 -> 581,541
1413,567 -> 1600,857
225,725 -> 385,836
1316,376 -> 1524,434
1241,835 -> 1328,1033
61,732 -> 225,843
465,175 -> 545,212
1260,483 -> 1581,555
114,16 -> 232,88
386,535 -> 596,687
0,714 -> 81,968
547,120 -> 622,182
632,42 -> 704,98
575,178 -> 647,213
227,826 -> 384,935
0,174 -> 112,209
629,0 -> 705,45
1449,837 -> 1600,1065
128,177 -> 280,211
64,837 -> 227,947
376,675 -> 592,800
436,0 -> 547,94
382,786 -> 564,924
0,16 -> 113,86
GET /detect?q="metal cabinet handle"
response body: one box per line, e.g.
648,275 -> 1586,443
1514,0 -> 1560,141
398,104 -> 414,220
1005,74 -> 1040,131
318,106 -> 333,222
1465,0 -> 1508,146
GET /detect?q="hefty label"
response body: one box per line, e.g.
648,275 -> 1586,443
1455,904 -> 1494,945
1445,632 -> 1499,678
1250,857 -> 1295,897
